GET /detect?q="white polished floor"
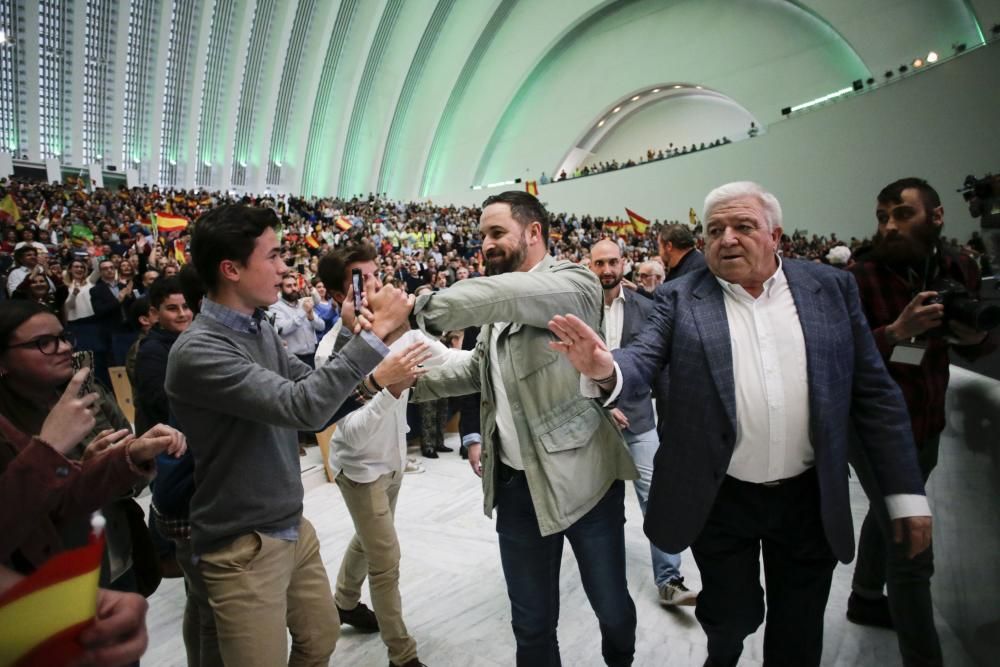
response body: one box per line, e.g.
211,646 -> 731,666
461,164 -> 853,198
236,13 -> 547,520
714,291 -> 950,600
141,442 -> 976,667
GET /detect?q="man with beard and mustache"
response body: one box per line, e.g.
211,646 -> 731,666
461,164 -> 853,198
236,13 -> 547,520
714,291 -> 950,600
407,191 -> 639,666
268,274 -> 324,368
589,239 -> 698,607
848,177 -> 996,667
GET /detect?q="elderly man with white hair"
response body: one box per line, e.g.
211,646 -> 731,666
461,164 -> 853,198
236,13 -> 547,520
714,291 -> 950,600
548,181 -> 931,667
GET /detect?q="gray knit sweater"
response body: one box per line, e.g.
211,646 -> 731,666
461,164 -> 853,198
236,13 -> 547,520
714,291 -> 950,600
165,311 -> 384,554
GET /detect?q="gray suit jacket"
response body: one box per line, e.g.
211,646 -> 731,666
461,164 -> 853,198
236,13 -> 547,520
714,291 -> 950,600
616,288 -> 656,435
615,259 -> 925,563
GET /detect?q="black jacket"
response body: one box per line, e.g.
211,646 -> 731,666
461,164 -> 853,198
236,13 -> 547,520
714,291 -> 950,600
134,326 -> 180,435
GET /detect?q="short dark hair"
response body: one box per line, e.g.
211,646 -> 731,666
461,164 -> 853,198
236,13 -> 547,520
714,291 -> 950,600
148,276 -> 185,310
877,177 -> 941,213
658,224 -> 695,249
190,204 -> 280,292
177,264 -> 205,316
13,246 -> 36,264
128,296 -> 151,330
481,191 -> 549,242
317,243 -> 377,300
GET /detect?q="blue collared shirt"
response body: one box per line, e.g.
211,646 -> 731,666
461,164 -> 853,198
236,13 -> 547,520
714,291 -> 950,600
199,297 -> 266,335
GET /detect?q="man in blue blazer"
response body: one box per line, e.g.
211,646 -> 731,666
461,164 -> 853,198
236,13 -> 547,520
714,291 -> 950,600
549,182 -> 930,667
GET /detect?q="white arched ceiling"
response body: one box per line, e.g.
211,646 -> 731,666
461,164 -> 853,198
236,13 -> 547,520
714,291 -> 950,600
567,90 -> 759,177
1,0 -> 988,200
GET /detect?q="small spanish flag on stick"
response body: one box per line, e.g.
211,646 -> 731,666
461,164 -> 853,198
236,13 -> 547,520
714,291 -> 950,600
335,216 -> 352,232
624,208 -> 649,235
152,211 -> 189,235
525,181 -> 539,197
0,513 -> 106,666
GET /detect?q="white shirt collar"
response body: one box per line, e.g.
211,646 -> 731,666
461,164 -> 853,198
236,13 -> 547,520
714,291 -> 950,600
715,255 -> 785,301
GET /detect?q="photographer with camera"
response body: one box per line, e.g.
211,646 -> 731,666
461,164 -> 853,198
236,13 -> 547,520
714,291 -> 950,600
848,177 -> 997,667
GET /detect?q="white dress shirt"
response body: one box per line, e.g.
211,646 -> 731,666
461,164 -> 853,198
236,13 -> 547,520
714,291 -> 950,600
492,262 -> 544,470
64,282 -> 96,321
717,266 -> 813,483
602,288 -> 626,351
329,329 -> 470,483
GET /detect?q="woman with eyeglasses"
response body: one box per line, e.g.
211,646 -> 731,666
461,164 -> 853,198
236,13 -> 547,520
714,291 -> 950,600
0,300 -> 187,593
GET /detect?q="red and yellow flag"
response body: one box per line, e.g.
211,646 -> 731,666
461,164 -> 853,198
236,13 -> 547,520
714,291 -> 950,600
625,208 -> 649,234
305,234 -> 321,250
525,181 -> 539,196
153,212 -> 190,234
335,216 -> 352,232
174,240 -> 187,265
0,527 -> 104,666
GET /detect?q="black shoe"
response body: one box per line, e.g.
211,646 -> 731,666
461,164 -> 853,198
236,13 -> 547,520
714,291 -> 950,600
846,592 -> 894,629
459,444 -> 469,460
337,602 -> 380,633
434,443 -> 453,453
421,447 -> 438,459
389,659 -> 426,667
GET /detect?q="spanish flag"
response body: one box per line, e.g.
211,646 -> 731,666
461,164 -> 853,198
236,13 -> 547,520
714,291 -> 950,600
174,240 -> 187,265
305,234 -> 321,250
153,212 -> 189,234
0,516 -> 105,666
0,194 -> 20,222
525,181 -> 539,196
335,216 -> 352,232
625,208 -> 649,234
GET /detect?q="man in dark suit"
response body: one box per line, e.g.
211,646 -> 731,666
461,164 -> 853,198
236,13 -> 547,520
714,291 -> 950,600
90,258 -> 133,386
660,223 -> 706,282
589,239 -> 698,607
550,181 -> 930,667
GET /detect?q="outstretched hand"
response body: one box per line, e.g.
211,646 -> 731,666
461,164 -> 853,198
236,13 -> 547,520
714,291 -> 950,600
547,314 -> 614,380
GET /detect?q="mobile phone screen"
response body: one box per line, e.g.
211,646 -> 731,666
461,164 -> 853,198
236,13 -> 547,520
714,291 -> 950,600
71,350 -> 96,397
352,269 -> 364,312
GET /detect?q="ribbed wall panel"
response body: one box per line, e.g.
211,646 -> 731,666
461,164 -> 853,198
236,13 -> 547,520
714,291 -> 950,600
37,0 -> 73,159
336,0 -> 403,198
418,0 -> 517,197
122,0 -> 160,169
159,0 -> 204,186
300,0 -> 357,197
195,0 -> 236,187
0,0 -> 23,155
266,0 -> 316,186
81,0 -> 116,164
376,0 -> 455,195
230,0 -> 274,186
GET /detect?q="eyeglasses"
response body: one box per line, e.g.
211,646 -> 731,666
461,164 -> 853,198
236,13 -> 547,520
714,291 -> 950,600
6,331 -> 76,355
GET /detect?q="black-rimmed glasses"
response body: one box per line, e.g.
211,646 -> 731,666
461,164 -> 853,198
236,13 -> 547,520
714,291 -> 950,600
6,331 -> 76,355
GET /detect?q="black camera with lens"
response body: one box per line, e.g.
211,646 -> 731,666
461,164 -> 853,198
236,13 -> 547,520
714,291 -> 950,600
925,277 -> 1000,333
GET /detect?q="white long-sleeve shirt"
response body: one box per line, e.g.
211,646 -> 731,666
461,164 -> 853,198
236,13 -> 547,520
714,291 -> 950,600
64,282 -> 96,321
329,329 -> 471,483
267,297 -> 324,356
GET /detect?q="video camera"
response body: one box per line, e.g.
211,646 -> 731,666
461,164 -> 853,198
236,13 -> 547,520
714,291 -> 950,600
927,276 -> 1000,332
958,174 -> 1000,229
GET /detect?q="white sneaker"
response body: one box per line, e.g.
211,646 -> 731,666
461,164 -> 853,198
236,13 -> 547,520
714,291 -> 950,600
659,579 -> 698,606
404,460 -> 425,474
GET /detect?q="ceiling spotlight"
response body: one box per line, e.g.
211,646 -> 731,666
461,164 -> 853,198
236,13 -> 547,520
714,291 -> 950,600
169,159 -> 176,166
992,23 -> 1000,35
651,88 -> 660,93
0,30 -> 6,44
612,106 -> 621,113
898,64 -> 908,73
672,85 -> 682,89
926,51 -> 939,63
597,119 -> 605,127
884,70 -> 894,78
912,58 -> 924,67
695,86 -> 703,89
866,77 -> 875,85
630,95 -> 640,101
953,42 -> 966,53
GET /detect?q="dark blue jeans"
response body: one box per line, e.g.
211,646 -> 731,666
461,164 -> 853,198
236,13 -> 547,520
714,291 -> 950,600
495,466 -> 636,667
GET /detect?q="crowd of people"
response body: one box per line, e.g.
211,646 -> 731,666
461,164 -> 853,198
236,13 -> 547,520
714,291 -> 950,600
0,174 -> 997,667
542,136 -> 737,183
